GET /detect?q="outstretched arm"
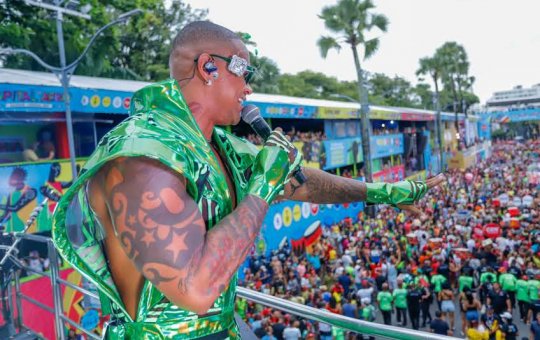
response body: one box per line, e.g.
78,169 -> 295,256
101,157 -> 268,314
281,167 -> 445,215
282,167 -> 367,204
0,189 -> 37,212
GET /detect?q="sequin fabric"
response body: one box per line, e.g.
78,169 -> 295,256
52,79 -> 260,339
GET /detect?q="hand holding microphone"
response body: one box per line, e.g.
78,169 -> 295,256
241,104 -> 307,185
241,104 -> 305,204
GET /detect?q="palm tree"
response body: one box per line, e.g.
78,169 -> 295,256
435,42 -> 469,137
317,0 -> 388,182
416,56 -> 444,172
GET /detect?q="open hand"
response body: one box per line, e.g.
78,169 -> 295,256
396,173 -> 446,218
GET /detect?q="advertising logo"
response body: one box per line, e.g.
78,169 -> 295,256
301,202 -> 311,219
283,207 -> 292,227
102,96 -> 111,108
90,95 -> 100,108
113,96 -> 122,108
310,203 -> 319,216
293,205 -> 301,222
273,213 -> 283,231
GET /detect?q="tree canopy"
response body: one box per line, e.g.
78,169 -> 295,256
1,1 -> 479,113
0,0 -> 207,81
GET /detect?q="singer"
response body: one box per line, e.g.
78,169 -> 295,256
52,21 -> 445,339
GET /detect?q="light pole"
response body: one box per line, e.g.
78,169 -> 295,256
432,92 -> 444,172
0,3 -> 142,180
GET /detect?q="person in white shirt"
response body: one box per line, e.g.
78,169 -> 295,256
356,280 -> 374,304
283,320 -> 301,340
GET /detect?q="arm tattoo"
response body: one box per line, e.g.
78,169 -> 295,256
104,157 -> 268,306
288,167 -> 368,204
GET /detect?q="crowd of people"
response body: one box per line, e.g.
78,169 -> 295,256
237,138 -> 540,340
245,129 -> 326,146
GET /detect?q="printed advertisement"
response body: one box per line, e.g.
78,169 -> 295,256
315,106 -> 359,119
0,268 -> 106,339
0,159 -> 85,233
372,165 -> 405,183
1,84 -> 134,115
248,101 -> 316,119
370,134 -> 404,159
255,199 -> 364,258
322,137 -> 363,170
293,141 -> 321,169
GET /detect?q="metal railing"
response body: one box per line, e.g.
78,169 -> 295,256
3,233 -> 100,340
237,287 -> 460,340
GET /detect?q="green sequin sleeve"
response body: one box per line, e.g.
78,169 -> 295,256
365,180 -> 428,207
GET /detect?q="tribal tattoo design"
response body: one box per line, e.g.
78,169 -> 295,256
103,157 -> 268,308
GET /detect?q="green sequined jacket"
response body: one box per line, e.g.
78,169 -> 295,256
52,79 -> 259,339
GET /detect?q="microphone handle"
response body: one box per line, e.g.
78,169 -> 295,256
252,118 -> 306,185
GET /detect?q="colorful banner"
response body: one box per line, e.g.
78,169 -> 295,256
370,109 -> 401,121
1,84 -> 134,115
0,268 -> 106,339
406,170 -> 427,181
400,112 -> 435,121
315,106 -> 359,119
256,198 -> 364,257
246,101 -> 317,119
0,159 -> 85,233
322,137 -> 363,170
324,120 -> 359,139
293,141 -> 321,169
370,134 -> 404,159
448,141 -> 491,170
488,108 -> 540,123
372,165 -> 405,183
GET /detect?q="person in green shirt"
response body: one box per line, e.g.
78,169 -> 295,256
360,298 -> 376,322
528,276 -> 540,323
480,270 -> 497,285
516,276 -> 530,323
430,272 -> 447,309
458,274 -> 474,292
498,269 -> 517,309
479,268 -> 497,305
377,283 -> 393,325
393,279 -> 408,326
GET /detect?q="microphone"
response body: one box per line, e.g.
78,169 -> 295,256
241,104 -> 306,185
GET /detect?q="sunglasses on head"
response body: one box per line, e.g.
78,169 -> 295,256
195,54 -> 257,84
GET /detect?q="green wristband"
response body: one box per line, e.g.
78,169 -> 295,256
247,146 -> 290,204
365,180 -> 428,206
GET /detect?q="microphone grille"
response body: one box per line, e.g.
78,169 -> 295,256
241,104 -> 260,125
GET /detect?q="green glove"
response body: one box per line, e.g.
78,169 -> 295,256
247,130 -> 303,204
365,180 -> 428,207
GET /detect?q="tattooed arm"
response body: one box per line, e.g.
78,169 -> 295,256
280,168 -> 445,215
101,157 -> 268,314
280,167 -> 367,203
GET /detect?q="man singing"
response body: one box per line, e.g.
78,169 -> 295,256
52,21 -> 445,339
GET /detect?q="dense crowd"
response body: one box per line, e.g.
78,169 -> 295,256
237,139 -> 540,340
246,130 -> 326,146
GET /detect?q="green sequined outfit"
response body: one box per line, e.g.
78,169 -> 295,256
52,79 -> 259,339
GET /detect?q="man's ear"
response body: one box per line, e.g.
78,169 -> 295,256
196,53 -> 215,83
